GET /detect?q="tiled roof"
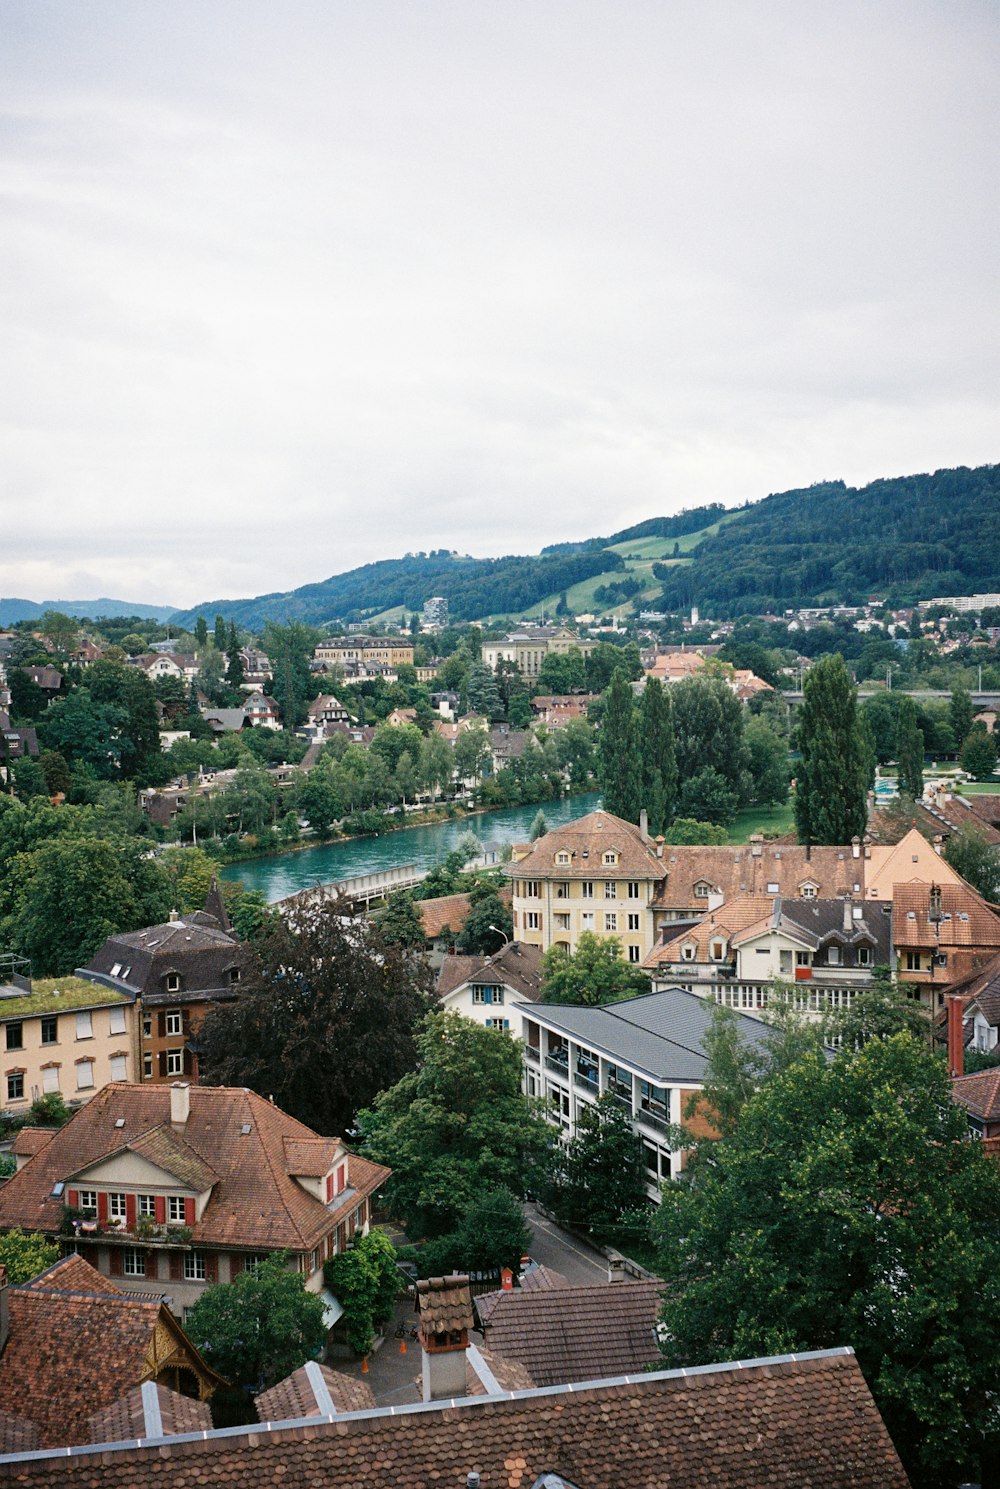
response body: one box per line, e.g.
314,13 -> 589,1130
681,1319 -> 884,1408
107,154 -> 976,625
893,881 -> 1000,950
256,1362 -> 375,1421
437,942 -> 544,1003
644,895 -> 774,969
0,1406 -> 38,1454
416,1274 -> 473,1333
10,1126 -> 55,1160
0,1084 -> 389,1254
865,829 -> 964,899
282,1136 -> 340,1177
652,843 -> 863,908
87,1384 -> 212,1443
0,1348 -> 909,1488
952,1068 -> 1000,1123
517,1263 -> 570,1292
82,919 -> 253,1002
509,811 -> 664,882
118,1125 -> 219,1192
418,892 -> 471,939
22,1254 -> 121,1295
476,1280 -> 662,1387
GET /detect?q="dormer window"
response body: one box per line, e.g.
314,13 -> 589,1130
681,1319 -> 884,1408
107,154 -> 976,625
229,967 -> 241,985
710,941 -> 725,961
857,945 -> 871,966
693,881 -> 712,899
603,852 -> 618,866
555,852 -> 570,865
165,973 -> 181,993
682,943 -> 696,961
799,883 -> 818,899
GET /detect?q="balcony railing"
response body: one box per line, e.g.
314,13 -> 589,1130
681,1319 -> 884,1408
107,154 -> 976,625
636,1106 -> 670,1137
524,1045 -> 540,1064
606,1083 -> 633,1110
574,1072 -> 599,1094
649,977 -> 865,1018
545,1054 -> 569,1077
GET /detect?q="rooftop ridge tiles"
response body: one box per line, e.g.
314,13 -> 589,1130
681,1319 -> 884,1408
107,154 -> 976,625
0,1346 -> 858,1466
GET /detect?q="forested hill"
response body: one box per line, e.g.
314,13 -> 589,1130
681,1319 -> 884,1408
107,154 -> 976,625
653,464 -> 1000,618
170,463 -> 998,630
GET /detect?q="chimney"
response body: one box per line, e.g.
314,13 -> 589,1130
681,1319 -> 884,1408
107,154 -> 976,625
843,899 -> 852,932
416,1275 -> 473,1402
947,994 -> 964,1080
851,836 -> 860,859
655,836 -> 664,859
168,908 -> 180,924
639,809 -> 649,843
170,1082 -> 190,1126
933,834 -> 944,857
750,834 -> 763,857
0,1265 -> 8,1357
607,1250 -> 626,1283
863,834 -> 872,860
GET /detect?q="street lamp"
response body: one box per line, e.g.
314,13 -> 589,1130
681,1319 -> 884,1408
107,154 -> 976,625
489,925 -> 511,947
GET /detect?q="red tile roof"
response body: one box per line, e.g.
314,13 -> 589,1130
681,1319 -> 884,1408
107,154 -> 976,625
475,1279 -> 663,1387
437,942 -> 544,1002
256,1362 -> 375,1421
510,811 -> 664,882
952,1067 -> 1000,1123
86,1384 -> 212,1443
0,1348 -> 910,1488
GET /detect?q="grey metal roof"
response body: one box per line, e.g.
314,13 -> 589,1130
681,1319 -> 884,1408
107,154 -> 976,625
514,987 -> 774,1083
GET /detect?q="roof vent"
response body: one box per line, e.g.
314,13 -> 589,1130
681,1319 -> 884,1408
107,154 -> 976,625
114,1118 -> 126,1128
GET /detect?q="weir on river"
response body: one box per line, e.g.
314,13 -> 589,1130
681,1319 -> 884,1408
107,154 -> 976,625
219,792 -> 602,903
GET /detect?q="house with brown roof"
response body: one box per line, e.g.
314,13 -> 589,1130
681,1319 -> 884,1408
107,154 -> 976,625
951,1067 -> 1000,1141
256,1360 -> 375,1421
0,1254 -> 222,1451
418,886 -> 514,967
893,880 -> 1000,1011
0,1345 -> 910,1489
650,835 -> 870,927
437,942 -> 544,1031
508,809 -> 664,962
0,1082 -> 391,1317
79,902 -> 254,1084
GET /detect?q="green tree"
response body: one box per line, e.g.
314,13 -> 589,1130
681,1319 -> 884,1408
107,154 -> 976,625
529,809 -> 547,840
638,679 -> 676,834
225,623 -> 245,689
223,763 -> 278,835
213,613 -> 227,652
541,931 -> 649,1005
950,684 -> 975,749
454,725 -> 491,783
373,890 -> 427,949
198,891 -> 431,1136
466,661 -> 503,719
895,695 -> 924,800
544,1094 -> 648,1242
794,654 -> 868,845
449,1186 -> 532,1274
664,817 -> 729,845
455,890 -> 512,955
676,766 -> 739,825
38,750 -> 72,799
944,823 -> 1000,901
393,750 -> 418,805
598,672 -> 639,823
263,621 -> 321,728
186,1253 -> 326,1388
672,675 -> 744,795
741,717 -> 789,807
655,1035 -> 1000,1489
87,659 -> 162,780
358,1010 -> 553,1238
194,615 -> 209,649
960,730 -> 998,780
40,610 -> 79,654
823,967 -> 928,1048
0,1228 -> 59,1285
8,669 -> 47,722
418,732 -> 455,801
37,689 -> 128,778
26,1091 -> 71,1127
325,1230 -> 400,1356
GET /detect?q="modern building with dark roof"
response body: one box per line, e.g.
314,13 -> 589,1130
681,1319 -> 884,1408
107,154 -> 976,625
0,1081 -> 390,1316
519,987 -> 774,1197
0,1346 -> 910,1489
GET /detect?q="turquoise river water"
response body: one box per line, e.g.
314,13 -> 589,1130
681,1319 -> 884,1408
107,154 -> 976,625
218,792 -> 602,902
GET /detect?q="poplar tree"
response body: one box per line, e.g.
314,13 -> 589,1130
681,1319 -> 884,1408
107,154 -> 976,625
639,678 -> 677,834
793,654 -> 867,845
895,696 -> 924,800
598,671 -> 640,823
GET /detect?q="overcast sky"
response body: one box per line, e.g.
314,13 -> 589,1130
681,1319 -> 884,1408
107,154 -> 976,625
2,1 -> 998,610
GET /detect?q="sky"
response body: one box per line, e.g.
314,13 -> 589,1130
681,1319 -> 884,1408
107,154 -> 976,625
2,0 -> 998,611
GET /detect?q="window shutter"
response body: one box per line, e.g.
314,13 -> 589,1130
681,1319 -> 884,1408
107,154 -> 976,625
157,1011 -> 167,1038
182,1008 -> 191,1034
97,1192 -> 109,1223
169,1251 -> 183,1281
109,1247 -> 123,1277
125,1194 -> 137,1228
230,1253 -> 244,1278
67,1189 -> 79,1209
158,1052 -> 167,1078
184,1197 -> 195,1225
182,1048 -> 193,1076
146,1250 -> 159,1281
154,1195 -> 166,1225
205,1252 -> 218,1284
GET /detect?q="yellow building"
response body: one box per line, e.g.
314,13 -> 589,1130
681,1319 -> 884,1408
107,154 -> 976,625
508,810 -> 664,964
481,626 -> 594,680
314,636 -> 414,669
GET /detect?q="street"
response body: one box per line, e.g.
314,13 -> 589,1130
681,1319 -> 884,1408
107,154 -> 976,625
522,1201 -> 611,1286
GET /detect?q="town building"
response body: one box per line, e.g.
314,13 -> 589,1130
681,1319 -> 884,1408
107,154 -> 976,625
508,810 -> 665,962
436,941 -> 543,1029
421,596 -> 448,628
306,694 -> 351,731
529,693 -> 597,728
129,654 -> 199,682
22,664 -> 63,698
891,880 -> 1000,1011
0,1082 -> 390,1318
314,636 -> 414,670
951,1067 -> 1000,1141
481,625 -> 595,679
518,986 -> 773,1196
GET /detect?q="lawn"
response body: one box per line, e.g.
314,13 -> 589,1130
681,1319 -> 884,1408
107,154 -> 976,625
954,781 -> 1000,794
723,800 -> 796,844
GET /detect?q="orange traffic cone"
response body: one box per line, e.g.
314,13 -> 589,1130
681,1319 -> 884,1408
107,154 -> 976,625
361,1356 -> 369,1374
399,1337 -> 407,1354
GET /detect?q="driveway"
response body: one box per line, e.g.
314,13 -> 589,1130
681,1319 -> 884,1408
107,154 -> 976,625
523,1201 -> 611,1286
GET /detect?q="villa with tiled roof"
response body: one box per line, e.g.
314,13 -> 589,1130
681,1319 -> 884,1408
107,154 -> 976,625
0,1082 -> 390,1315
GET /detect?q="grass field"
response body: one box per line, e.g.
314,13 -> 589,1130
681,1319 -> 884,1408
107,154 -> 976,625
722,800 -> 796,844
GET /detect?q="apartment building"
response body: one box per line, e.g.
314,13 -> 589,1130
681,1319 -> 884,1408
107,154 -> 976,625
314,636 -> 414,670
481,626 -> 594,680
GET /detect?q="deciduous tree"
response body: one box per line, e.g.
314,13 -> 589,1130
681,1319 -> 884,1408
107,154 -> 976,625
541,931 -> 649,1006
544,1095 -> 649,1243
598,672 -> 639,823
638,678 -> 676,833
186,1253 -> 326,1387
895,695 -> 924,800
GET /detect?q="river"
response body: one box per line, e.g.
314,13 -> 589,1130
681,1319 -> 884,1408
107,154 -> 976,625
218,792 -> 602,902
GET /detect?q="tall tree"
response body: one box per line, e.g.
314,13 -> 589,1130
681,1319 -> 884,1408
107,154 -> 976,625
225,623 -> 245,689
599,672 -> 640,823
671,675 -> 744,795
87,660 -> 161,780
638,678 -> 676,834
949,684 -> 975,750
894,695 -> 924,800
198,892 -> 432,1136
544,1094 -> 649,1242
213,613 -> 227,652
466,661 -> 503,719
944,823 -> 1000,901
194,615 -> 209,649
541,931 -> 649,1005
960,730 -> 998,781
186,1254 -> 326,1388
794,654 -> 868,845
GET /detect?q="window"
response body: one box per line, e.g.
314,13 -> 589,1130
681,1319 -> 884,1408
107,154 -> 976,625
485,1018 -> 510,1032
165,973 -> 181,993
138,1194 -> 156,1217
166,1050 -> 184,1076
108,1007 -> 127,1036
627,882 -> 641,899
523,881 -> 540,899
229,968 -> 241,985
580,882 -> 594,899
555,852 -> 570,865
604,881 -> 617,899
143,1052 -> 153,1079
168,1196 -> 186,1223
79,1190 -> 97,1214
800,884 -> 817,900
41,1016 -> 58,1045
628,945 -> 641,963
555,913 -> 571,930
184,1251 -> 207,1281
5,1024 -> 23,1052
602,853 -> 617,866
123,1248 -> 146,1277
6,1072 -> 24,1101
76,1011 -> 93,1040
905,952 -> 922,971
627,913 -> 640,931
858,946 -> 871,966
693,881 -> 711,899
525,912 -> 540,931
604,913 -> 617,932
682,943 -> 696,961
165,1010 -> 183,1036
581,912 -> 594,930
472,986 -> 503,1006
76,1060 -> 95,1090
243,1253 -> 270,1273
108,1192 -> 127,1220
42,1065 -> 60,1094
143,1016 -> 152,1039
110,1054 -> 128,1082
827,945 -> 841,966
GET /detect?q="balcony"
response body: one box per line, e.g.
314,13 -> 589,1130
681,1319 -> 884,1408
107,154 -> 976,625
636,1106 -> 670,1137
524,1045 -> 540,1064
574,1071 -> 599,1095
545,1054 -> 569,1078
606,1082 -> 633,1111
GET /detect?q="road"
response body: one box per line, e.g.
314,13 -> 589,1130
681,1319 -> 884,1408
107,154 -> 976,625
523,1201 -> 611,1286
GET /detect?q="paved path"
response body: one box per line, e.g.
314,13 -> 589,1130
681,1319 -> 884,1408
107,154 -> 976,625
523,1202 -> 610,1286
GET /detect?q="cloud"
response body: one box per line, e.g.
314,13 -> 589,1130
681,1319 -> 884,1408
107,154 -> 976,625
1,0 -> 998,608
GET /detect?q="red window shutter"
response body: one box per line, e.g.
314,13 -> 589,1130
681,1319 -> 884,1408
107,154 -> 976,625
182,1048 -> 193,1076
154,1196 -> 166,1224
325,1174 -> 332,1203
184,1197 -> 195,1225
182,1008 -> 191,1034
125,1194 -> 137,1228
230,1253 -> 244,1277
67,1189 -> 79,1209
169,1251 -> 183,1281
109,1247 -> 123,1276
205,1253 -> 218,1284
97,1192 -> 108,1223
